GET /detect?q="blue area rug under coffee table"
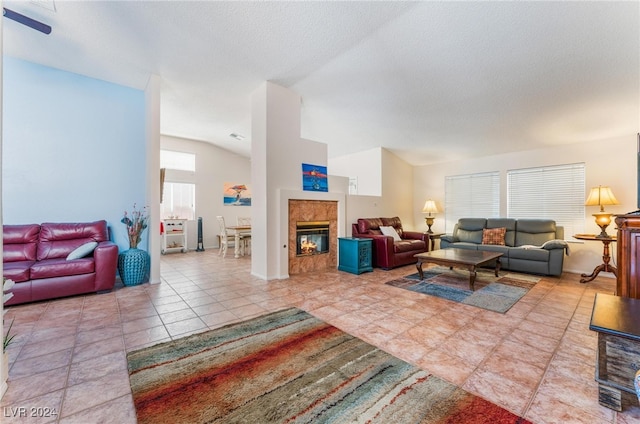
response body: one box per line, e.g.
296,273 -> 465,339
385,266 -> 540,313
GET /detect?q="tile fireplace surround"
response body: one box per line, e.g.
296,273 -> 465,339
288,200 -> 338,275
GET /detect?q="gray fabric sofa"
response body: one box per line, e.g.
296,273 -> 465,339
440,218 -> 567,276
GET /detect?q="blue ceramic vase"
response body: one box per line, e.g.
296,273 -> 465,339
118,248 -> 149,286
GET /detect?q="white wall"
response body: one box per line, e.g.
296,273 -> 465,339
413,134 -> 636,276
2,57 -> 147,252
331,147 -> 421,234
145,75 -> 162,284
381,148 -> 416,230
253,82 -> 323,279
329,175 -> 349,196
329,147 -> 382,196
161,135 -> 252,250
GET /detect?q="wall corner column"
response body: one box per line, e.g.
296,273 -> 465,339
145,74 -> 161,284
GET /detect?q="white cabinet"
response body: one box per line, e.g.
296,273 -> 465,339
162,219 -> 187,254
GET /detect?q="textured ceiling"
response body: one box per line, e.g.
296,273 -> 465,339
3,1 -> 639,165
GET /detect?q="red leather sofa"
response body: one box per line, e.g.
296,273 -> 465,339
3,221 -> 119,306
352,217 -> 428,269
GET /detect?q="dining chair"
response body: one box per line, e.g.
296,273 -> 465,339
236,217 -> 252,255
216,216 -> 241,258
237,217 -> 251,226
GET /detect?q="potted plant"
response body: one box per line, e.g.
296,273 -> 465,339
117,204 -> 150,286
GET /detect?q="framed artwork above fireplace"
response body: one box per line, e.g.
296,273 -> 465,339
302,163 -> 328,192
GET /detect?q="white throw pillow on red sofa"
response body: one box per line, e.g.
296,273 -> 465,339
66,241 -> 98,260
379,226 -> 401,242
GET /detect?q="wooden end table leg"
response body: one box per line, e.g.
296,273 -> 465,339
416,260 -> 424,280
581,239 -> 617,283
581,264 -> 605,283
495,257 -> 501,277
580,264 -> 617,283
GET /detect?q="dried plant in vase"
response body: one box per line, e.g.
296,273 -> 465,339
121,203 -> 149,249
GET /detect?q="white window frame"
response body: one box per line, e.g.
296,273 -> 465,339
160,149 -> 196,220
444,171 -> 500,232
161,150 -> 195,172
507,163 -> 585,238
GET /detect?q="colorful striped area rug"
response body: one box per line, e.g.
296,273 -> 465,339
127,308 -> 531,423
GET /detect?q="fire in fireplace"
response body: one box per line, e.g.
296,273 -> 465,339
296,221 -> 330,256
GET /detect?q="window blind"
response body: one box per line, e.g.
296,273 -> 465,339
445,171 -> 500,232
507,163 -> 585,238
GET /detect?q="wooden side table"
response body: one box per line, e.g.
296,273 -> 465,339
425,232 -> 445,252
573,234 -> 617,283
589,293 -> 640,411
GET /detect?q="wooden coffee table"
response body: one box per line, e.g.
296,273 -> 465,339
414,248 -> 503,291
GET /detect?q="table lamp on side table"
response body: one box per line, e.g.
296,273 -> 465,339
422,199 -> 439,234
585,186 -> 619,238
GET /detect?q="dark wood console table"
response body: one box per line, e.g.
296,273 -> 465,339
615,214 -> 640,298
589,293 -> 640,411
573,234 -> 617,283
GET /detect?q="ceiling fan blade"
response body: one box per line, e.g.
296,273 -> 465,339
3,7 -> 51,35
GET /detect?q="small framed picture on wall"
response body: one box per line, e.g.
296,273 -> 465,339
302,163 -> 328,192
223,183 -> 252,206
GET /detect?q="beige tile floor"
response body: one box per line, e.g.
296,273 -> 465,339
1,250 -> 639,423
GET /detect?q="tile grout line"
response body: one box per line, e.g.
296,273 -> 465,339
518,281 -> 604,422
58,293 -> 130,422
456,277 -> 562,419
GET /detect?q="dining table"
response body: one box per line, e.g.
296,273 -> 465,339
226,225 -> 251,258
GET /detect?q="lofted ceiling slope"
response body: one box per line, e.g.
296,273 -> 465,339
3,1 -> 639,166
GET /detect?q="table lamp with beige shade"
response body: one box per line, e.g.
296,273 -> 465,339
585,186 -> 619,238
421,199 -> 439,233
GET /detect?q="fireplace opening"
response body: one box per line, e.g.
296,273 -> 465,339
296,221 -> 330,256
